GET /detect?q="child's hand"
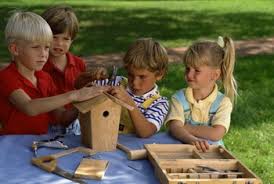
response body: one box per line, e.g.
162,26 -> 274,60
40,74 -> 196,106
107,86 -> 135,106
192,139 -> 210,152
90,67 -> 108,80
74,67 -> 108,89
71,86 -> 110,102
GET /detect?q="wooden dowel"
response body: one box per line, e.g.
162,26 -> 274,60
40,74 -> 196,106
117,143 -> 147,160
128,149 -> 147,160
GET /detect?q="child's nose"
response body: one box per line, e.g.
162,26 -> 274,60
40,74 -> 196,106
186,70 -> 194,79
55,40 -> 62,46
132,77 -> 140,87
41,48 -> 49,58
54,38 -> 63,46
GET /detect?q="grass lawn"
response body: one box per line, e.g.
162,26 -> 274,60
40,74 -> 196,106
0,0 -> 274,61
0,0 -> 273,183
158,54 -> 274,184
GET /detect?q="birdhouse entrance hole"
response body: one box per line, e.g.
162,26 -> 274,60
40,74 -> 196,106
103,111 -> 109,117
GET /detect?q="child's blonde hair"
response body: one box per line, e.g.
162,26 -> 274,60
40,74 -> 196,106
183,36 -> 237,104
41,5 -> 79,40
123,38 -> 169,77
5,11 -> 52,45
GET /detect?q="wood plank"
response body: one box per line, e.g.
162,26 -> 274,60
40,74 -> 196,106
74,158 -> 109,180
73,94 -> 107,113
79,112 -> 92,148
89,99 -> 121,151
192,149 -> 204,159
145,144 -> 195,153
103,92 -> 134,111
159,159 -> 238,170
156,152 -> 194,159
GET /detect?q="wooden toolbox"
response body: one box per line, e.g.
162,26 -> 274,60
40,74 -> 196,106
144,144 -> 262,184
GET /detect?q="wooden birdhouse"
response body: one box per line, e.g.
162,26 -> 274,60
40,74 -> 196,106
73,92 -> 133,152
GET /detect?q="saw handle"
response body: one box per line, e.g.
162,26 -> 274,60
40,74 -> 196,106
32,156 -> 57,172
31,147 -> 95,173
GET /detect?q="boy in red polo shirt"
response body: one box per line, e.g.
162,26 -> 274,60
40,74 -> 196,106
41,5 -> 86,96
0,11 -> 108,135
41,5 -> 107,135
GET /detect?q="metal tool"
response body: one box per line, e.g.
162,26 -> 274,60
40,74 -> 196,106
32,135 -> 68,157
196,165 -> 224,173
107,65 -> 118,86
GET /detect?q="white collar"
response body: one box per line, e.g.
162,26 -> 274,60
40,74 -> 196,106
127,84 -> 159,99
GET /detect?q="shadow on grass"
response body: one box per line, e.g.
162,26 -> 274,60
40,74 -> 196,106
0,3 -> 274,62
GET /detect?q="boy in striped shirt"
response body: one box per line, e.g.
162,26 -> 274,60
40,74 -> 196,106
98,38 -> 169,138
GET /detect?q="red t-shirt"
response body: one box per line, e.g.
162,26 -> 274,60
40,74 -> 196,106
0,62 -> 57,135
43,52 -> 86,94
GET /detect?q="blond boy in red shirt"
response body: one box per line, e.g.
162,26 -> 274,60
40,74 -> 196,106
0,11 -> 107,135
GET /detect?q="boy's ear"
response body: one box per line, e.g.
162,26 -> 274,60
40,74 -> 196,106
8,43 -> 20,56
155,71 -> 165,81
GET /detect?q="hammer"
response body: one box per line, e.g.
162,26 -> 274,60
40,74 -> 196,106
117,143 -> 147,160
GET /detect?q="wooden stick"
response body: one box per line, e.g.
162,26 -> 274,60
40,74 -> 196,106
128,149 -> 147,160
117,143 -> 131,153
117,143 -> 147,160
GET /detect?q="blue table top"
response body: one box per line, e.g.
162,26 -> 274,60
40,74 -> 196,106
0,132 -> 181,184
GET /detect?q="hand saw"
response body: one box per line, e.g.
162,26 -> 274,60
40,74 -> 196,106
32,147 -> 96,184
32,155 -> 85,183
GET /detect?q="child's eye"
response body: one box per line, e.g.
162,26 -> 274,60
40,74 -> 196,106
185,67 -> 191,73
139,75 -> 146,80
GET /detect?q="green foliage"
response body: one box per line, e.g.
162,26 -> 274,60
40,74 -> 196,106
1,0 -> 274,61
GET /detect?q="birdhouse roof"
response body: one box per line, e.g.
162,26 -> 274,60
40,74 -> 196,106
73,92 -> 134,113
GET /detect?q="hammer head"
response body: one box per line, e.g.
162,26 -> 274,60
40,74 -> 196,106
108,66 -> 118,86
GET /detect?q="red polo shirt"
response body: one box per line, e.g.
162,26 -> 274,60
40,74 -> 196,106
43,52 -> 86,94
0,62 -> 57,135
